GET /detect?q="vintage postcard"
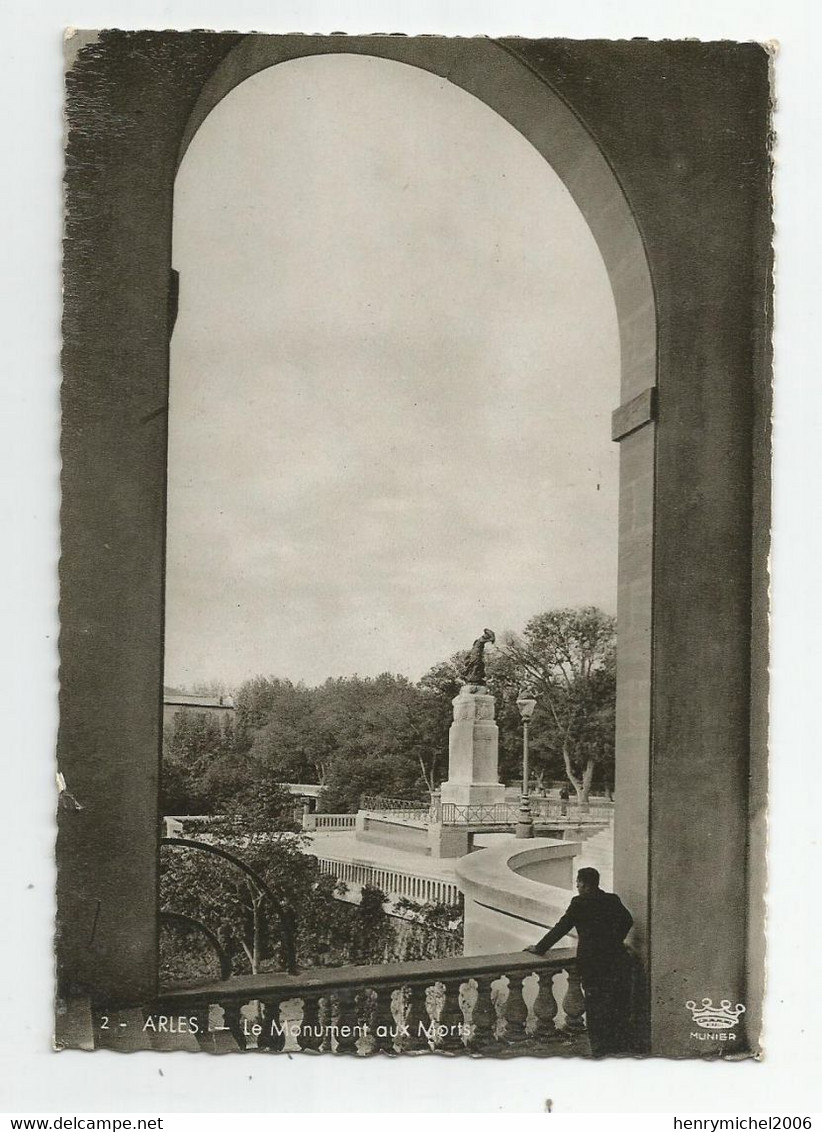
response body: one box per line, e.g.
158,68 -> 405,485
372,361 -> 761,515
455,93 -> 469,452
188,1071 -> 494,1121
56,31 -> 773,1059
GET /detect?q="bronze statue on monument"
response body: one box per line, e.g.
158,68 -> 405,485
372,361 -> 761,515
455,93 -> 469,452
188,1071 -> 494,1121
463,628 -> 496,687
441,628 -> 505,815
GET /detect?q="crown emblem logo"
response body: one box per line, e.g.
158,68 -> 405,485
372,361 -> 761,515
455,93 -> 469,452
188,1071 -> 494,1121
685,998 -> 746,1030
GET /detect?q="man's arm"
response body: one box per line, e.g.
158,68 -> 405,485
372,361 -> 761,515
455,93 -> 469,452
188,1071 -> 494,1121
525,903 -> 577,955
615,897 -> 633,941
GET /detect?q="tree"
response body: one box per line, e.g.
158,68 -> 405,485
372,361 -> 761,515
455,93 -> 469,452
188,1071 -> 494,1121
245,679 -> 328,784
416,660 -> 462,797
161,780 -> 305,974
159,757 -> 196,816
160,787 -> 456,983
162,709 -> 236,814
233,676 -> 281,752
391,896 -> 464,961
197,751 -> 262,810
314,674 -> 433,811
499,607 -> 616,803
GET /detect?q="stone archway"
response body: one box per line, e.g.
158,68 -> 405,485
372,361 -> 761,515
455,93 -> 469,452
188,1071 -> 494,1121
179,35 -> 656,407
60,32 -> 770,1056
174,29 -> 656,1036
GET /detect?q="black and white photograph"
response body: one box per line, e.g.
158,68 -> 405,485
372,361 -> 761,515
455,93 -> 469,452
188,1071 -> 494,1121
53,29 -> 775,1066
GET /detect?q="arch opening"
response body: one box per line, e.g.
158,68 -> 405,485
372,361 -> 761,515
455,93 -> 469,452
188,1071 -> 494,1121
165,52 -> 623,691
162,41 -> 656,1041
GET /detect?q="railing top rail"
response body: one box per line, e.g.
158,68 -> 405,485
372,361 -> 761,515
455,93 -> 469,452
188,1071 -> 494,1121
157,947 -> 577,1005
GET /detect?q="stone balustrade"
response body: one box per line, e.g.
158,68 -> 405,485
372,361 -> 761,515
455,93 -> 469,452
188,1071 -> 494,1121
303,813 -> 358,831
138,949 -> 585,1055
314,857 -> 460,905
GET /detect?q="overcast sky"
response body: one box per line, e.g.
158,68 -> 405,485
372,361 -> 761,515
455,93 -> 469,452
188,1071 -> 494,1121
164,53 -> 620,689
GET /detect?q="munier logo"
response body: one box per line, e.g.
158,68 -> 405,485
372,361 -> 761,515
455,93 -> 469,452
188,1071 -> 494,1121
686,998 -> 746,1030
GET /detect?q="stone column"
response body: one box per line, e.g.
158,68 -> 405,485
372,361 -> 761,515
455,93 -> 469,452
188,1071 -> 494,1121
439,685 -> 506,808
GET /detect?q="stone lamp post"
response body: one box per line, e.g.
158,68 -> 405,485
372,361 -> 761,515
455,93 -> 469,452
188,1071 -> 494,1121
515,691 -> 537,839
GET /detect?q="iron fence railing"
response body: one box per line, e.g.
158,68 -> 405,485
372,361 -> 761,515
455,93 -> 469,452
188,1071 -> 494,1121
360,795 -> 435,823
528,798 -> 615,823
439,802 -> 512,826
359,794 -> 614,827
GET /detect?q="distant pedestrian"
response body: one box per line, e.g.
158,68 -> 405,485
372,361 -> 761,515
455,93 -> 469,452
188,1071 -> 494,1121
559,784 -> 570,816
525,867 -> 634,1055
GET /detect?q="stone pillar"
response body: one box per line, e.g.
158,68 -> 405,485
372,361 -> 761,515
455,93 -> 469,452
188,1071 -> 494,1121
59,31 -> 240,1012
439,685 -> 505,808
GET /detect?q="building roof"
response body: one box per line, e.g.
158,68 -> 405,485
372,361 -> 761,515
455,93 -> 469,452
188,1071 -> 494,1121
162,688 -> 235,709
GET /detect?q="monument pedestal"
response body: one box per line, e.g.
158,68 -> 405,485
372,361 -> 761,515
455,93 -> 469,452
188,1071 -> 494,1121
439,684 -> 505,808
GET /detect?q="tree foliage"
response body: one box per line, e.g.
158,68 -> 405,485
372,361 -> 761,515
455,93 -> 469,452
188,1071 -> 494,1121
498,607 -> 616,801
163,605 -> 616,817
161,710 -> 236,814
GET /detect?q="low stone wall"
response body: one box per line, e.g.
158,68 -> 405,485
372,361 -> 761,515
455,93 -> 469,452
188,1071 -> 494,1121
455,838 -> 579,955
354,811 -> 431,855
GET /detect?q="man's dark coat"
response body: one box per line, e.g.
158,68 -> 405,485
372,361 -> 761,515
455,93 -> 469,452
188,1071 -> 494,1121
533,888 -> 634,1055
533,889 -> 633,979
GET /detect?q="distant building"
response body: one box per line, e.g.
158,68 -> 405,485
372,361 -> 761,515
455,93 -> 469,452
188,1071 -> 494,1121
162,686 -> 235,731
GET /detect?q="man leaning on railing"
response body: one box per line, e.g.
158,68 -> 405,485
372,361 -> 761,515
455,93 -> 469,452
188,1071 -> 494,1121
524,866 -> 634,1056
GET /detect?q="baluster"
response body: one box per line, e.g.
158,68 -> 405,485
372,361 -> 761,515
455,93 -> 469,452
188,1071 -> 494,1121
504,972 -> 529,1043
297,994 -> 322,1052
533,970 -> 562,1043
206,1005 -> 235,1053
191,1003 -> 215,1053
562,967 -> 587,1034
318,995 -> 334,1052
222,1000 -> 247,1050
257,997 -> 286,1052
467,976 -> 499,1053
401,982 -> 431,1051
436,978 -> 466,1052
370,985 -> 397,1054
333,987 -> 360,1055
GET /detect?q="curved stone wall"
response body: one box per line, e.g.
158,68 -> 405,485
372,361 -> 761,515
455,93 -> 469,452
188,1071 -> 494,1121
455,838 -> 579,956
